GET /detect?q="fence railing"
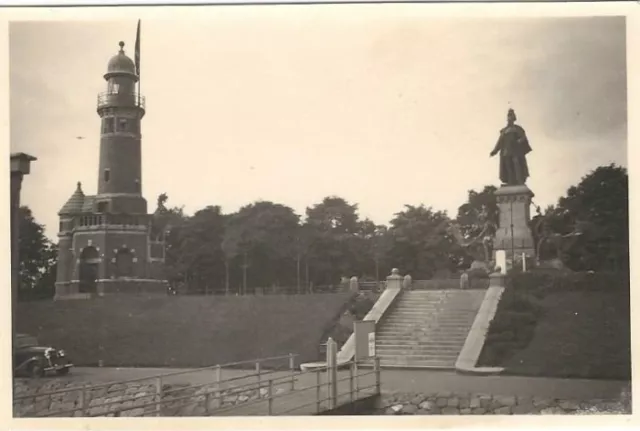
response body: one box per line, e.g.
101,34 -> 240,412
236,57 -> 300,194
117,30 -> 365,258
14,345 -> 380,417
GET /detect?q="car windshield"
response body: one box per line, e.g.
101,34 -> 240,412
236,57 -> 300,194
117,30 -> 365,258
15,335 -> 38,348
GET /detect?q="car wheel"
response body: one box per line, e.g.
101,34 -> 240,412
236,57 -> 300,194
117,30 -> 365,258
29,362 -> 44,379
56,367 -> 70,376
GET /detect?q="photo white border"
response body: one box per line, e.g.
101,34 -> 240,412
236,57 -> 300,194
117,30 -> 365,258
0,2 -> 637,430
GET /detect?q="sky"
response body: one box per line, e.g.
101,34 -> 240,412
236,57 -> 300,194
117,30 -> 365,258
9,11 -> 627,240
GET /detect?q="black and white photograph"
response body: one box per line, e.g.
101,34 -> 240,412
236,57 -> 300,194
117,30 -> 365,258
5,2 -> 634,424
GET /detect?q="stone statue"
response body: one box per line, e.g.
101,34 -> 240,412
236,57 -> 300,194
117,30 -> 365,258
490,108 -> 532,185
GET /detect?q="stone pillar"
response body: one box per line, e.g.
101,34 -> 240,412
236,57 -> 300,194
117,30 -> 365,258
10,153 -> 36,368
402,274 -> 412,290
349,276 -> 359,293
386,268 -> 403,290
460,272 -> 469,290
495,250 -> 507,275
493,184 -> 536,262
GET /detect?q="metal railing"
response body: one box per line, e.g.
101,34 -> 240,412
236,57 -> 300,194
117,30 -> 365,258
14,347 -> 380,417
97,91 -> 146,111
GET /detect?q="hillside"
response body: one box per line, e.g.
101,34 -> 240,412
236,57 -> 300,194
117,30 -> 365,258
478,272 -> 630,380
16,293 -> 355,368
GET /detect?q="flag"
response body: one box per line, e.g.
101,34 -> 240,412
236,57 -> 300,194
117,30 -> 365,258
134,19 -> 141,77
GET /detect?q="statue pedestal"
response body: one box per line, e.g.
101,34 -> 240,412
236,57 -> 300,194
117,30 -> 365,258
493,184 -> 535,261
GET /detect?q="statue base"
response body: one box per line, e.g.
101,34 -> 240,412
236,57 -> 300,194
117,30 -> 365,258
493,184 -> 536,261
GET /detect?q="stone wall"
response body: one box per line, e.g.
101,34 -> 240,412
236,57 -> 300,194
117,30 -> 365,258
375,391 -> 631,415
13,378 -> 293,418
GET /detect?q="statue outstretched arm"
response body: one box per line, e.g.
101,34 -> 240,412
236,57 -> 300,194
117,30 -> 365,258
490,135 -> 502,157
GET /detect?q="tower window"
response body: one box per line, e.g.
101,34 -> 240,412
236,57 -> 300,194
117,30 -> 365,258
102,117 -> 115,134
108,81 -> 120,94
97,202 -> 108,213
117,118 -> 129,132
103,169 -> 111,183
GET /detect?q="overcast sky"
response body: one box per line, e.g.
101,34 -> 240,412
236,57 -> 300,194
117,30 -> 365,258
9,11 -> 627,240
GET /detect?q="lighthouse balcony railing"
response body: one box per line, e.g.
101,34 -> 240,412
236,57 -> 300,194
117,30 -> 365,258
97,91 -> 145,110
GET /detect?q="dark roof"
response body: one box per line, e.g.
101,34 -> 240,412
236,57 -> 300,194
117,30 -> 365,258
106,41 -> 136,76
58,182 -> 86,215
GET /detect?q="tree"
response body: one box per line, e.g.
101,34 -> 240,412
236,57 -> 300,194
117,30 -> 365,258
17,206 -> 57,301
388,205 -> 462,279
304,196 -> 361,286
173,206 -> 226,294
223,201 -> 301,293
551,164 -> 629,271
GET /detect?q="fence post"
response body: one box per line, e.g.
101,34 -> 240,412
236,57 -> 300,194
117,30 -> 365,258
79,384 -> 87,416
215,365 -> 222,409
374,356 -> 381,394
349,362 -> 355,403
267,379 -> 274,415
289,353 -> 295,390
315,370 -> 321,413
326,337 -> 338,410
155,377 -> 163,417
256,361 -> 262,389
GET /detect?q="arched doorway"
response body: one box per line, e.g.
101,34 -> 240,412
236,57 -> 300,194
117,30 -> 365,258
115,248 -> 134,278
79,247 -> 99,293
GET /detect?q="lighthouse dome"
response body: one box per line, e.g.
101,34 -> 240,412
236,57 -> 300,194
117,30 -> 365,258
106,41 -> 136,76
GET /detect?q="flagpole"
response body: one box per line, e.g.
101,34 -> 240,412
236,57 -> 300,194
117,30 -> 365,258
135,19 -> 141,109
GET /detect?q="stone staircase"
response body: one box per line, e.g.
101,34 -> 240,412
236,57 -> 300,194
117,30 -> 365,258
375,289 -> 487,369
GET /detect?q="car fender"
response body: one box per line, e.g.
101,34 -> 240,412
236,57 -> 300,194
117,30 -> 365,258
14,356 -> 42,372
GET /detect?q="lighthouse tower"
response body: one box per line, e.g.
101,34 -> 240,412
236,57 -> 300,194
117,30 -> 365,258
54,41 -> 168,300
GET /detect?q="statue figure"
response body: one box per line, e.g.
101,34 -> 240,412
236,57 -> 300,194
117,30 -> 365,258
531,205 -> 585,269
490,108 -> 532,185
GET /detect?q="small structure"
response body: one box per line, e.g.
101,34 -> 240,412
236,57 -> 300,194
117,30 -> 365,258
349,276 -> 359,293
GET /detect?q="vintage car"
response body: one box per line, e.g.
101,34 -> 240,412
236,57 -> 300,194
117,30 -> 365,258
13,334 -> 73,378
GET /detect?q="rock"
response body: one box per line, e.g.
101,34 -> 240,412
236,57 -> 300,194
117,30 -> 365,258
238,395 -> 250,403
558,399 -> 581,411
459,398 -> 470,409
533,397 -> 554,408
403,404 -> 418,414
411,394 -> 427,405
436,391 -> 453,398
447,397 -> 460,408
419,401 -> 435,411
441,407 -> 460,415
460,408 -> 472,414
480,398 -> 492,409
436,398 -> 448,408
391,404 -> 404,413
540,407 -> 566,415
495,395 -> 517,407
469,397 -> 481,409
493,406 -> 512,415
512,403 -> 535,414
471,408 -> 486,415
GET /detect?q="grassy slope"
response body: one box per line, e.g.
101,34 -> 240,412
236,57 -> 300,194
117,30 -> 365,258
16,293 -> 354,368
502,290 -> 630,380
478,272 -> 630,380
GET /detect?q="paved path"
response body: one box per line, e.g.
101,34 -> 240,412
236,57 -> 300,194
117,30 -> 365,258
58,367 -> 627,401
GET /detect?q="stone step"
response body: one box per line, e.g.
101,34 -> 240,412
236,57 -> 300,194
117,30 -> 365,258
384,314 -> 476,322
376,339 -> 466,346
375,335 -> 468,343
378,355 -> 457,367
375,345 -> 461,354
379,324 -> 473,331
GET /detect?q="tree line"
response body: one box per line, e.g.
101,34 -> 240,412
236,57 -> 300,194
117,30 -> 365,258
17,164 -> 629,298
